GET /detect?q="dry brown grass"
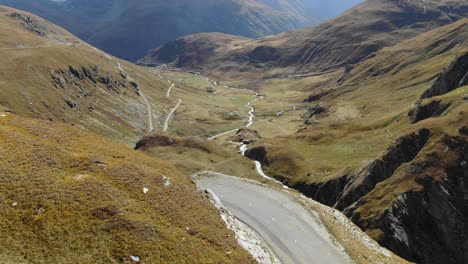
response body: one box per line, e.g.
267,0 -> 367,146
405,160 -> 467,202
0,113 -> 254,263
135,132 -> 264,182
247,19 -> 467,185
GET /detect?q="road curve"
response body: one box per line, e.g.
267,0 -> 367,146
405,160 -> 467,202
140,91 -> 154,131
166,83 -> 175,98
196,173 -> 349,264
163,99 -> 182,132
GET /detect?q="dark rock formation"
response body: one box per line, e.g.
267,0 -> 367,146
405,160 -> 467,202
421,51 -> 468,99
66,100 -> 77,108
229,128 -> 261,144
346,134 -> 467,264
134,134 -> 176,150
408,100 -> 450,124
245,146 -> 269,165
51,65 -> 127,94
304,89 -> 334,102
335,128 -> 431,210
304,104 -> 329,124
9,12 -> 47,37
459,126 -> 468,136
100,72 -> 116,89
51,70 -> 67,89
82,65 -> 100,84
292,175 -> 349,207
69,66 -> 85,80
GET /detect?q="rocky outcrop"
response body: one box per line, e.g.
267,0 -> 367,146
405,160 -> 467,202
335,128 -> 431,210
134,134 -> 176,150
228,128 -> 261,144
408,100 -> 450,124
245,146 -> 269,165
346,133 -> 467,264
421,51 -> 468,99
51,65 -> 128,93
304,104 -> 329,125
9,12 -> 47,37
304,89 -> 334,102
459,125 -> 468,136
291,175 -> 349,207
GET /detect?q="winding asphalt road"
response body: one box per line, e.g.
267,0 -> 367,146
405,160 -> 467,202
196,173 -> 349,264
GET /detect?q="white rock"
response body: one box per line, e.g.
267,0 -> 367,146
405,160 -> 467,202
11,202 -> 17,207
143,187 -> 149,194
162,176 -> 171,188
130,255 -> 140,262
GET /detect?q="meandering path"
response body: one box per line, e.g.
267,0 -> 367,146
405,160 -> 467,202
163,99 -> 182,132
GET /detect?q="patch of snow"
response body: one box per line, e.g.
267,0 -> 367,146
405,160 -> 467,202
143,187 -> 149,194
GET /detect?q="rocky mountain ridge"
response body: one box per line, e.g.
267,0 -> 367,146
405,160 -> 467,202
144,0 -> 468,76
0,0 -> 324,61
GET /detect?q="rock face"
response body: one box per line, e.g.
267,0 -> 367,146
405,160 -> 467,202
335,128 -> 431,210
346,134 -> 467,264
408,100 -> 450,124
134,134 -> 176,150
9,12 -> 47,37
292,175 -> 349,207
421,51 -> 468,98
51,65 -> 128,94
304,89 -> 334,102
49,65 -> 132,111
282,127 -> 465,264
304,104 -> 329,124
229,128 -> 261,144
245,146 -> 269,165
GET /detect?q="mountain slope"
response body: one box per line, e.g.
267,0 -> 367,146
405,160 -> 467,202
0,112 -> 254,263
0,6 -> 174,144
242,19 -> 467,263
0,6 -> 258,263
0,0 -> 318,61
144,0 -> 468,76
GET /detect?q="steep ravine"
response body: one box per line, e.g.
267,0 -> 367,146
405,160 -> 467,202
244,127 -> 466,264
346,133 -> 467,264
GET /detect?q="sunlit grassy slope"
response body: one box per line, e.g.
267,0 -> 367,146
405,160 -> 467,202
250,19 -> 467,184
0,113 -> 254,263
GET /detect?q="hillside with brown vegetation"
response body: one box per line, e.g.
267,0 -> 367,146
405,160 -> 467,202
0,6 -> 175,144
0,113 -> 254,263
1,2 -> 466,264
242,19 -> 467,263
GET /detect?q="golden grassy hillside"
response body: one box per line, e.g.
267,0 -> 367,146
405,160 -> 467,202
0,6 -> 171,145
250,18 -> 467,185
241,18 -> 467,263
0,112 -> 253,263
135,132 -> 262,182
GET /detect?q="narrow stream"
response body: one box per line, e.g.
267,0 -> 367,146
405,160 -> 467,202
210,81 -> 289,188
